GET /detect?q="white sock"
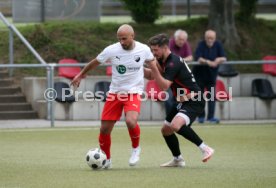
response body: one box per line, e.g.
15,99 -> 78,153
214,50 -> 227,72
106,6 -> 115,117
199,142 -> 207,152
174,155 -> 183,160
133,146 -> 140,151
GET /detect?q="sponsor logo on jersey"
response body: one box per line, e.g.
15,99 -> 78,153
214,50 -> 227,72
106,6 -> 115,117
127,66 -> 140,72
134,55 -> 140,62
115,56 -> 121,61
116,65 -> 126,74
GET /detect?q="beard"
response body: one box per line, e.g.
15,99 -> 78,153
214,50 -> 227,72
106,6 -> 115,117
156,54 -> 165,62
121,41 -> 134,50
121,44 -> 130,50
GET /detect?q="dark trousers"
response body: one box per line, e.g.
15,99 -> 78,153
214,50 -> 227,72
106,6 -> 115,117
197,83 -> 216,119
194,72 -> 217,119
192,66 -> 218,120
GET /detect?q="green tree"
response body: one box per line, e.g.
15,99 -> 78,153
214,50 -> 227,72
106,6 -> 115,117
236,0 -> 258,23
119,0 -> 162,24
208,0 -> 240,49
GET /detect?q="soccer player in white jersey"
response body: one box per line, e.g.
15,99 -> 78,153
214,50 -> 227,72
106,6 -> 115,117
71,24 -> 155,169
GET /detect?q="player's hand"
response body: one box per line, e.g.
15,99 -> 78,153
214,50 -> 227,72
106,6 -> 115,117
71,74 -> 82,88
147,59 -> 157,69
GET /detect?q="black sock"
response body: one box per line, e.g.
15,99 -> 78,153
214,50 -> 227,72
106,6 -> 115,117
176,126 -> 203,146
163,134 -> 181,157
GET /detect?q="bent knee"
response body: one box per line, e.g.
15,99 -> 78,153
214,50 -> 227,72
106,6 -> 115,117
100,120 -> 115,134
125,117 -> 137,128
170,122 -> 183,132
161,125 -> 174,136
100,127 -> 111,134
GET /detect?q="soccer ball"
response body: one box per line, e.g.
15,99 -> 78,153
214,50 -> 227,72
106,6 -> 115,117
86,148 -> 107,170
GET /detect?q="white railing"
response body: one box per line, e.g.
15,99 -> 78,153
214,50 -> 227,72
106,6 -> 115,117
0,12 -> 47,71
0,12 -> 53,125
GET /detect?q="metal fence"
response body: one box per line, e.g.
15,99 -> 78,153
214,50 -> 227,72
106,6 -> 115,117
1,60 -> 276,127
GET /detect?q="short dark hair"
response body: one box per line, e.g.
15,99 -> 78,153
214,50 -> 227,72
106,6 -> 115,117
148,33 -> 169,47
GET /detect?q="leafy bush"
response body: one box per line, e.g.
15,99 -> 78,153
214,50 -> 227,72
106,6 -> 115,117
236,0 -> 258,23
119,0 -> 162,24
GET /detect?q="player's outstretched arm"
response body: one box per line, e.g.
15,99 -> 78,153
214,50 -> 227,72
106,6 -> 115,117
71,59 -> 100,88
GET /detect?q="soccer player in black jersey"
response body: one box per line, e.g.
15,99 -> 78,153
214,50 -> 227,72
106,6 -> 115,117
144,33 -> 214,167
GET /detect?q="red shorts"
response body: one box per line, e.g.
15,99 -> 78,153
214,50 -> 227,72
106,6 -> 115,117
101,93 -> 141,121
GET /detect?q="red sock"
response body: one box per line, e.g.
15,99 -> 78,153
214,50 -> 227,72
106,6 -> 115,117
128,124 -> 140,148
98,133 -> 111,159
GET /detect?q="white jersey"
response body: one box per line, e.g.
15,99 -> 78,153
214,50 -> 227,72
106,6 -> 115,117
96,41 -> 154,94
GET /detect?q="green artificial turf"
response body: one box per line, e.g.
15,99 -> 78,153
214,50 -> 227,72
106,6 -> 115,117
0,124 -> 275,188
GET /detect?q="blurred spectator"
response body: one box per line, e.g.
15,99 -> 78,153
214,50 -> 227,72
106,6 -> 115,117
193,30 -> 227,124
169,29 -> 193,62
165,29 -> 193,116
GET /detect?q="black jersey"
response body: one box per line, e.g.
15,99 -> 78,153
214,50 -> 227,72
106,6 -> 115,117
158,53 -> 201,97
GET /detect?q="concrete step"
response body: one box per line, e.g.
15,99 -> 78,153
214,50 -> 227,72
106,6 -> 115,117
0,87 -> 21,95
0,111 -> 38,119
0,71 -> 9,78
0,103 -> 32,111
0,95 -> 26,103
0,79 -> 13,87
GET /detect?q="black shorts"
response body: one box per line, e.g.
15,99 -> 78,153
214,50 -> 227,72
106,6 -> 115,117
165,99 -> 205,126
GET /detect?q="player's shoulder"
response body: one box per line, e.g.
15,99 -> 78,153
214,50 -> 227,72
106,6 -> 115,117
134,41 -> 146,47
100,43 -> 123,56
104,42 -> 121,51
165,54 -> 183,70
170,53 -> 183,64
134,41 -> 150,50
